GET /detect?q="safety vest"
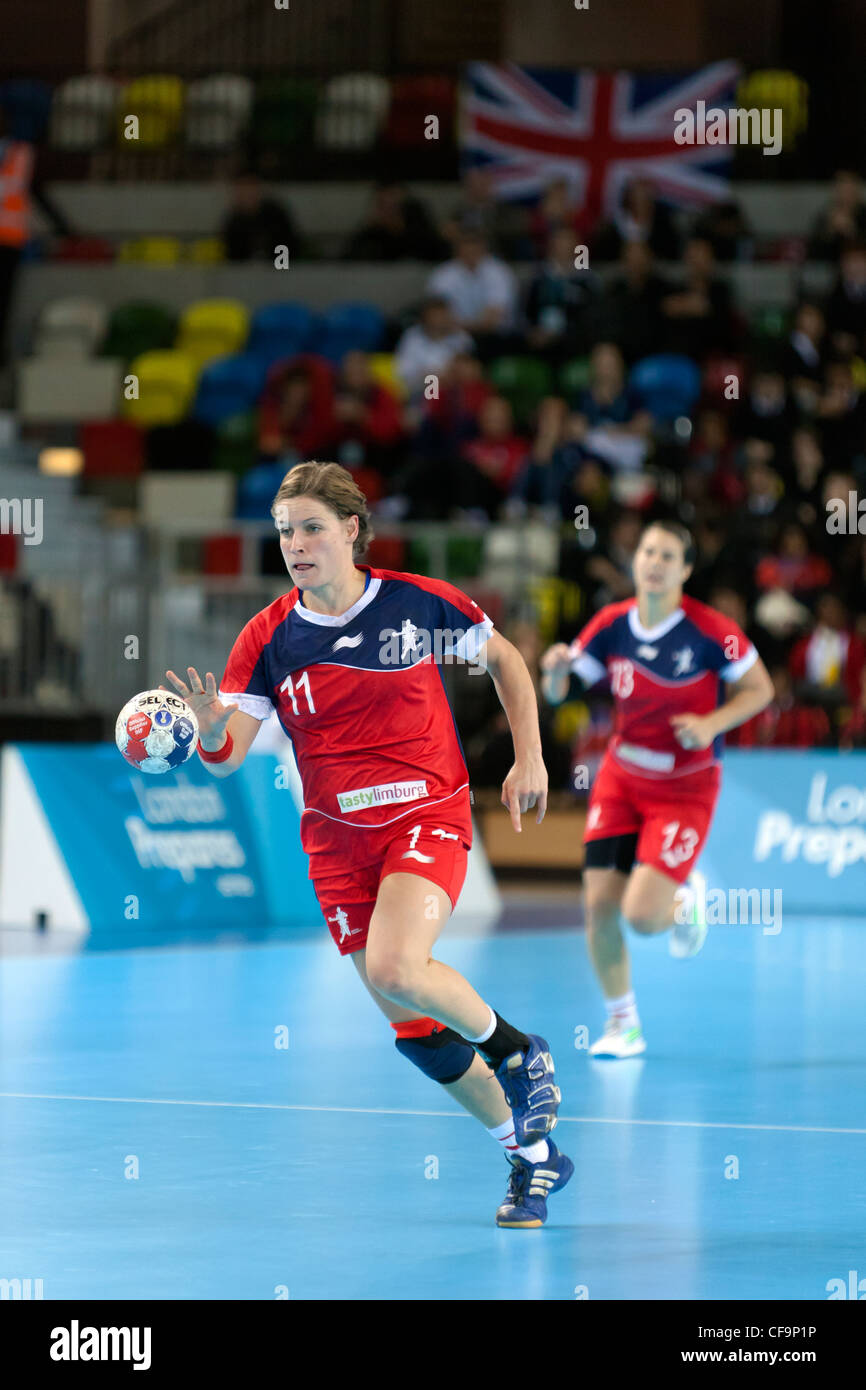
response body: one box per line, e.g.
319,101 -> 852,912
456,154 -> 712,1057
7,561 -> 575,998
0,141 -> 34,248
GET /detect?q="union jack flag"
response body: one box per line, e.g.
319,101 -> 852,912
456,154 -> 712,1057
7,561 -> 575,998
461,62 -> 742,219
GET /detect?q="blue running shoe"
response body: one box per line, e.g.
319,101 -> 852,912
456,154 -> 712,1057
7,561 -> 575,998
495,1140 -> 574,1228
494,1033 -> 561,1145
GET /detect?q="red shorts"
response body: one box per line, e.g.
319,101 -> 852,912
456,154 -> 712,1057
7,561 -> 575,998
312,815 -> 470,955
584,753 -> 721,884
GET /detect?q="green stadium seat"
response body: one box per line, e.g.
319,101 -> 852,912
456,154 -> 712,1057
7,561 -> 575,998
558,356 -> 591,398
212,411 -> 259,477
101,301 -> 178,363
488,356 -> 554,426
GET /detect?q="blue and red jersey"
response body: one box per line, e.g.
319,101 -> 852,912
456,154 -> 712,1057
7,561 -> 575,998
219,566 -> 493,870
568,595 -> 758,779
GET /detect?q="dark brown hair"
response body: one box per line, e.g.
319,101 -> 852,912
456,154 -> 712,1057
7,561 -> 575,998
270,461 -> 374,560
640,519 -> 695,566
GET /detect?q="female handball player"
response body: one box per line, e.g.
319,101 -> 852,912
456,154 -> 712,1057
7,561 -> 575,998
164,460 -> 572,1227
541,520 -> 774,1058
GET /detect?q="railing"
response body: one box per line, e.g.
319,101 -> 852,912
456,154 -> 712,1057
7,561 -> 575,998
0,515 -> 564,722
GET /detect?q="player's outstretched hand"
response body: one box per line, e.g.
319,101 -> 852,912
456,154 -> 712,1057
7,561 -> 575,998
540,642 -> 572,674
163,668 -> 238,742
502,755 -> 548,832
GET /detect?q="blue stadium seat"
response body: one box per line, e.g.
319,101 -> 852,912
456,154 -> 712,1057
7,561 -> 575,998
316,302 -> 385,362
247,302 -> 320,363
0,79 -> 53,141
236,458 -> 294,520
629,354 -> 702,421
191,353 -> 270,427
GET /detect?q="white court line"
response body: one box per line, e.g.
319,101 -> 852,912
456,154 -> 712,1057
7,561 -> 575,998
0,1092 -> 864,1135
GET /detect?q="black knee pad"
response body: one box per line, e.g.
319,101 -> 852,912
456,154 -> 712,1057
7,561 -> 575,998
393,1019 -> 475,1085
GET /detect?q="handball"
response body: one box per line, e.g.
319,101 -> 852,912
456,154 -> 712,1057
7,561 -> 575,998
115,688 -> 199,774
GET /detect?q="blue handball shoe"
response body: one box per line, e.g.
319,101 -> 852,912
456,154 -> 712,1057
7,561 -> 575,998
494,1034 -> 561,1145
495,1139 -> 574,1228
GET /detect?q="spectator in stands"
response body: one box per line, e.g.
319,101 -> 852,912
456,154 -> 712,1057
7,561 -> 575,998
258,354 -> 336,459
790,592 -> 866,709
839,667 -> 866,747
755,521 -> 833,602
693,198 -> 754,262
732,446 -> 786,564
524,226 -> 601,363
808,170 -> 866,262
455,395 -> 529,521
385,352 -> 493,520
427,229 -> 519,351
594,240 -> 669,362
687,409 -> 742,506
581,509 -> 644,604
565,341 -> 652,473
660,236 -> 734,359
592,178 -> 680,262
332,350 -> 404,473
221,171 -> 300,261
825,240 -> 866,356
443,167 -> 518,257
506,395 -> 569,518
342,179 -> 447,261
393,295 -> 473,394
0,107 -> 74,368
735,366 -> 794,455
816,358 -> 866,466
528,178 -> 585,259
784,424 -> 826,519
782,302 -> 827,395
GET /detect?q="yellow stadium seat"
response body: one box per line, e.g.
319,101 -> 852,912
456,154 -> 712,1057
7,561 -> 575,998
368,352 -> 407,399
176,299 -> 250,362
736,71 -> 808,146
187,238 -> 226,264
117,76 -> 185,148
122,350 -> 200,426
118,237 -> 183,265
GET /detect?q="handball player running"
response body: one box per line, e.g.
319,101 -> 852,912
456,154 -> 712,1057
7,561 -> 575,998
541,520 -> 773,1058
164,461 -> 572,1227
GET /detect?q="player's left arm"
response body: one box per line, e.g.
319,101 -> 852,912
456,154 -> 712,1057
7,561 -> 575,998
671,657 -> 775,749
475,628 -> 548,830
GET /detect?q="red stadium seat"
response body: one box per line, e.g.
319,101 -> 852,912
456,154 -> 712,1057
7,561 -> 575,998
202,534 -> 243,576
80,420 -> 145,476
381,77 -> 455,148
350,467 -> 384,503
367,536 -> 406,569
0,532 -> 17,572
702,356 -> 748,409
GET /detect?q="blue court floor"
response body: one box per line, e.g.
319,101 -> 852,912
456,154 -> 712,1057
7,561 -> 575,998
1,912 -> 864,1300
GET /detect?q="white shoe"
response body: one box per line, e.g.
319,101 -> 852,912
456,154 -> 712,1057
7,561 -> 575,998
670,869 -> 708,959
589,1018 -> 647,1059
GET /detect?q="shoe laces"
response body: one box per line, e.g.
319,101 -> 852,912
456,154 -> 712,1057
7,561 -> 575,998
504,1158 -> 529,1206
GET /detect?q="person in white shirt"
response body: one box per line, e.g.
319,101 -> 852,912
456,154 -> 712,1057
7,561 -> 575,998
428,229 -> 519,341
393,296 -> 474,393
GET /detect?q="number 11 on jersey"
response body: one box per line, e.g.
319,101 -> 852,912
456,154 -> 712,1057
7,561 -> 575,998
280,670 -> 316,715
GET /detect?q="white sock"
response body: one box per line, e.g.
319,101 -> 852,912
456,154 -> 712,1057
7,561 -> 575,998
487,1117 -> 549,1165
605,990 -> 639,1030
465,1006 -> 496,1045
